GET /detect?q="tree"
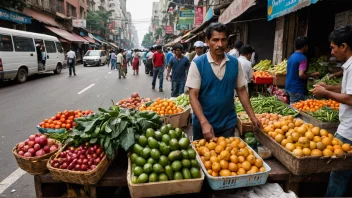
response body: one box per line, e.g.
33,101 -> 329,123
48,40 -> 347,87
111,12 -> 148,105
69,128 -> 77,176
0,0 -> 26,11
142,32 -> 154,48
86,10 -> 113,36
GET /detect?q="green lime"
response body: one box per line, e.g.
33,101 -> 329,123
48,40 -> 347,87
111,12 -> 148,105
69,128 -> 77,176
178,137 -> 190,149
171,161 -> 182,172
132,163 -> 136,170
174,171 -> 183,180
174,128 -> 182,139
169,130 -> 177,139
190,167 -> 201,178
138,135 -> 148,147
190,159 -> 200,168
131,176 -> 139,184
159,155 -> 169,166
187,148 -> 196,159
169,138 -> 179,151
182,168 -> 192,179
159,142 -> 170,156
146,128 -> 155,138
133,166 -> 143,176
168,150 -> 182,162
148,137 -> 159,149
143,163 -> 153,174
154,131 -> 162,141
141,147 -> 151,159
181,132 -> 187,138
181,150 -> 189,159
159,173 -> 169,181
153,163 -> 164,174
149,173 -> 158,182
160,125 -> 169,135
133,144 -> 143,156
166,124 -> 174,130
150,149 -> 161,160
162,134 -> 171,145
135,157 -> 146,167
131,153 -> 139,163
137,173 -> 149,183
182,159 -> 191,168
147,157 -> 156,165
165,165 -> 174,180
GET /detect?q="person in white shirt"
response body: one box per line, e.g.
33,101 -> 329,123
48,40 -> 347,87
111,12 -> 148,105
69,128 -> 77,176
237,45 -> 255,93
193,41 -> 205,60
146,47 -> 154,75
117,49 -> 126,79
228,40 -> 243,58
66,47 -> 76,76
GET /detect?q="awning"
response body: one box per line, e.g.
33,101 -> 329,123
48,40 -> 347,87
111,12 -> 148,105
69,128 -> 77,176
45,26 -> 88,43
56,12 -> 67,19
190,16 -> 218,34
165,36 -> 183,47
88,33 -> 105,44
109,42 -> 118,49
219,0 -> 256,24
268,0 -> 319,21
72,33 -> 89,44
84,36 -> 95,44
23,8 -> 61,27
184,34 -> 198,43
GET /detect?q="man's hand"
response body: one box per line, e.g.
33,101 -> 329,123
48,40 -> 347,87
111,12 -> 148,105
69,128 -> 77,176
166,75 -> 170,81
311,85 -> 328,97
201,122 -> 215,141
310,72 -> 320,79
251,117 -> 263,131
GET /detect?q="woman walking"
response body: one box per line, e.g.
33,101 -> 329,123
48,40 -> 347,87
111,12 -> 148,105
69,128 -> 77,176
41,46 -> 46,70
132,49 -> 140,75
122,50 -> 128,75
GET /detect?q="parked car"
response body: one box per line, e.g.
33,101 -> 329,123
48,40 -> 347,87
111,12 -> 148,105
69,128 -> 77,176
0,27 -> 65,83
83,50 -> 107,66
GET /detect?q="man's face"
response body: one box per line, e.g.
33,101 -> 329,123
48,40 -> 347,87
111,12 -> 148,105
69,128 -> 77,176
195,47 -> 203,55
330,41 -> 347,62
175,49 -> 182,56
206,31 -> 228,56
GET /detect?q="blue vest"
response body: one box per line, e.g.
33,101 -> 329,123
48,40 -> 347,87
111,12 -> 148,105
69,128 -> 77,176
192,54 -> 238,131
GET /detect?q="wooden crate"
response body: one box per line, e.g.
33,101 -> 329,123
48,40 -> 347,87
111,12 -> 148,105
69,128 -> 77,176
163,107 -> 190,128
298,111 -> 339,134
272,74 -> 286,86
237,117 -> 253,136
254,130 -> 352,175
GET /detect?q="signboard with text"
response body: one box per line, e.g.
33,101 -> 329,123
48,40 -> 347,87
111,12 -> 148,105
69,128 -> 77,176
0,8 -> 31,24
179,9 -> 194,25
73,19 -> 86,28
195,6 -> 203,26
165,26 -> 173,34
176,24 -> 190,30
268,0 -> 319,21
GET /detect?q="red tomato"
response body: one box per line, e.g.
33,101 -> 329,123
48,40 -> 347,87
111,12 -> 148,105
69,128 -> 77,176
68,116 -> 74,121
78,113 -> 83,117
44,119 -> 48,123
53,121 -> 58,125
60,118 -> 66,122
69,110 -> 75,116
66,124 -> 71,129
72,122 -> 77,126
44,123 -> 49,128
55,125 -> 61,129
39,122 -> 45,126
66,120 -> 72,124
63,110 -> 68,113
57,121 -> 62,126
51,116 -> 56,120
75,115 -> 79,118
48,119 -> 53,124
49,124 -> 55,128
61,123 -> 66,128
56,114 -> 61,119
60,115 -> 66,119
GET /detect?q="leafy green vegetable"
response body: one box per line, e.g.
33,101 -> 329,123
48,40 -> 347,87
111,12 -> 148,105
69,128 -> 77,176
250,95 -> 298,116
306,107 -> 339,122
45,132 -> 69,143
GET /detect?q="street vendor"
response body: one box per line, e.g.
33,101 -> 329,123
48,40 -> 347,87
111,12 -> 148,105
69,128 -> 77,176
285,37 -> 320,104
311,25 -> 352,197
186,23 -> 261,141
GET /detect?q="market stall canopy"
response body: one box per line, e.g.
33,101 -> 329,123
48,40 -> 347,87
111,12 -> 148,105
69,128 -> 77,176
267,0 -> 319,21
83,36 -> 95,44
109,42 -> 118,49
45,26 -> 88,43
218,0 -> 256,24
165,36 -> 183,47
88,33 -> 105,45
184,33 -> 200,43
23,8 -> 61,28
190,16 -> 218,34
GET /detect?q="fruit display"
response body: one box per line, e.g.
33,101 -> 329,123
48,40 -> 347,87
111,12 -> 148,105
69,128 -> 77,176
261,114 -> 352,157
250,95 -> 298,116
172,94 -> 190,107
49,143 -> 105,171
268,59 -> 287,74
292,99 -> 340,112
16,133 -> 59,157
116,92 -> 152,110
253,60 -> 272,71
253,71 -> 272,78
138,98 -> 183,116
130,125 -> 201,184
193,137 -> 266,177
39,110 -> 93,130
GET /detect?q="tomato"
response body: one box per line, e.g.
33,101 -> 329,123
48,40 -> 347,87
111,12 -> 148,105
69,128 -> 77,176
68,116 -> 74,121
84,110 -> 89,115
63,110 -> 68,113
48,119 -> 53,124
66,120 -> 72,124
39,122 -> 45,126
44,123 -> 50,128
44,119 -> 48,123
51,116 -> 56,120
68,110 -> 75,116
75,115 -> 79,118
53,121 -> 58,125
55,125 -> 61,129
56,114 -> 61,119
77,109 -> 82,113
57,121 -> 62,126
78,113 -> 83,117
61,123 -> 66,128
66,124 -> 71,129
49,124 -> 55,128
60,118 -> 66,122
72,122 -> 77,126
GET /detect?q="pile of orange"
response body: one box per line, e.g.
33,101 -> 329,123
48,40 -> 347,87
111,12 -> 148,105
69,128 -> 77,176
138,98 -> 183,116
253,71 -> 272,78
292,99 -> 340,112
193,137 -> 266,177
262,115 -> 352,157
256,113 -> 283,127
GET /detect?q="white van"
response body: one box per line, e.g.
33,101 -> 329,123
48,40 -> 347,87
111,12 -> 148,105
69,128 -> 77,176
0,27 -> 65,83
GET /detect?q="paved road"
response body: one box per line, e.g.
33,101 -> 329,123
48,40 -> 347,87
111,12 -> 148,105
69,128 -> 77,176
0,63 -> 172,197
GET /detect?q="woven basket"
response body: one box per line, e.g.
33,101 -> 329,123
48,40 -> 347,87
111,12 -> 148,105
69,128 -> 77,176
46,148 -> 114,185
12,140 -> 62,175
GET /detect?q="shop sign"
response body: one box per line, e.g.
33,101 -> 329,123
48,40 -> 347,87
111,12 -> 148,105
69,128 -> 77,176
179,9 -> 194,25
0,8 -> 31,24
73,19 -> 86,28
268,0 -> 319,21
176,24 -> 190,30
165,26 -> 173,34
219,0 -> 256,24
195,6 -> 203,26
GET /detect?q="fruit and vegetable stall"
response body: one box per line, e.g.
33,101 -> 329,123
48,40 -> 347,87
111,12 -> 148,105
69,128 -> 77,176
12,90 -> 352,197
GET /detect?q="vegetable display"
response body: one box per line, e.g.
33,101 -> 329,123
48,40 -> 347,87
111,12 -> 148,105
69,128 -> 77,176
253,60 -> 272,71
267,59 -> 287,74
193,137 -> 266,177
306,107 -> 339,122
253,71 -> 272,78
262,115 -> 352,157
172,94 -> 190,108
130,125 -> 201,184
250,95 -> 298,116
307,62 -> 328,77
39,110 -> 93,130
16,133 -> 59,157
138,98 -> 183,116
243,132 -> 258,149
66,106 -> 162,159
307,74 -> 342,91
116,92 -> 152,110
292,99 -> 340,112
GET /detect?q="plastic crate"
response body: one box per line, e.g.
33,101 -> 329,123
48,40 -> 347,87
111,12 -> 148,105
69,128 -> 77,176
254,76 -> 273,84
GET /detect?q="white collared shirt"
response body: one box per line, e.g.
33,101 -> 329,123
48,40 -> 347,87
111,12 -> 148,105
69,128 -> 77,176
337,56 -> 352,141
238,55 -> 254,84
67,50 -> 76,59
228,48 -> 239,58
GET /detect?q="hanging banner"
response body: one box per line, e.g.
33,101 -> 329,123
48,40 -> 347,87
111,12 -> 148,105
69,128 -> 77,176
165,26 -> 173,34
268,0 -> 319,21
179,9 -> 194,25
194,6 -> 203,26
72,19 -> 86,28
176,24 -> 190,30
0,8 -> 31,24
219,0 -> 256,24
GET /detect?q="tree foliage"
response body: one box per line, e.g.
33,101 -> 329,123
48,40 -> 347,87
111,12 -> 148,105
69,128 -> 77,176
0,0 -> 26,11
142,32 -> 154,48
86,10 -> 113,35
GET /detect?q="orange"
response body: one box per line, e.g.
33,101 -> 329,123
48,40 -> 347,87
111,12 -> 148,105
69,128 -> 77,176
204,161 -> 212,170
322,137 -> 332,146
218,140 -> 227,148
217,136 -> 226,143
210,156 -> 219,163
219,150 -> 230,161
238,141 -> 246,148
342,144 -> 351,152
219,169 -> 231,177
323,149 -> 333,157
230,155 -> 238,163
231,172 -> 237,176
212,162 -> 221,172
238,156 -> 245,163
228,163 -> 238,172
333,145 -> 342,150
246,155 -> 256,165
334,148 -> 344,156
237,168 -> 246,175
242,161 -> 251,171
211,171 -> 219,177
254,158 -> 263,167
219,160 -> 229,169
215,145 -> 225,154
259,167 -> 266,172
207,142 -> 216,150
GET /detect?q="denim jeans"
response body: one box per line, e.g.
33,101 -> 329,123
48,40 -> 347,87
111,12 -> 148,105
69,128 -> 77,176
111,59 -> 116,70
287,92 -> 306,105
152,67 -> 164,89
325,133 -> 352,197
171,81 -> 185,97
192,125 -> 235,141
68,58 -> 75,76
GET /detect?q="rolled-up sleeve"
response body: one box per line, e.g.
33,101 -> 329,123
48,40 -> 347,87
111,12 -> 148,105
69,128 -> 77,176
186,61 -> 201,89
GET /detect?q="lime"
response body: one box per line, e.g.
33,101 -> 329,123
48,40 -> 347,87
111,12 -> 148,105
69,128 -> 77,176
135,157 -> 146,167
178,137 -> 190,149
133,144 -> 143,156
149,173 -> 158,182
190,159 -> 200,168
187,148 -> 196,159
168,150 -> 181,162
181,159 -> 191,168
181,150 -> 189,159
147,157 -> 156,165
159,155 -> 169,166
143,163 -> 153,174
159,142 -> 170,156
169,130 -> 177,139
159,173 -> 169,181
131,176 -> 139,184
169,138 -> 179,151
133,166 -> 143,176
154,131 -> 162,141
182,168 -> 192,179
138,135 -> 148,147
146,128 -> 155,138
153,163 -> 164,174
148,137 -> 159,149
132,163 -> 136,170
174,128 -> 182,139
141,147 -> 151,159
181,132 -> 187,138
162,134 -> 171,145
137,173 -> 149,183
150,149 -> 161,160
160,125 -> 169,135
166,124 -> 174,130
174,171 -> 183,180
190,167 -> 201,178
131,153 -> 139,163
165,165 -> 174,180
171,160 -> 182,172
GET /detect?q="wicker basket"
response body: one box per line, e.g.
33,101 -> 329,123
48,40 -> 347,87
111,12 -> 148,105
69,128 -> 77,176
12,140 -> 62,175
46,148 -> 114,185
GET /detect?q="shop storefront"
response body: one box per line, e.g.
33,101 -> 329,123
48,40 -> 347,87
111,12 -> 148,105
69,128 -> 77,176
0,7 -> 31,30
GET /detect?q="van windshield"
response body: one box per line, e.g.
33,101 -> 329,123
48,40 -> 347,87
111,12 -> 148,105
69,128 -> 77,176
85,51 -> 100,56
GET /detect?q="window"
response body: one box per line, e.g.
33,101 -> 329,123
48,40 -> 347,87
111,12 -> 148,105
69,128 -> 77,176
13,36 -> 35,52
55,42 -> 63,53
44,40 -> 56,53
0,34 -> 13,51
66,2 -> 77,17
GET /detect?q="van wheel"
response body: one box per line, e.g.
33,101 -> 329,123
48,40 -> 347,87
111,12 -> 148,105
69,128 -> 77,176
54,64 -> 62,74
16,68 -> 27,83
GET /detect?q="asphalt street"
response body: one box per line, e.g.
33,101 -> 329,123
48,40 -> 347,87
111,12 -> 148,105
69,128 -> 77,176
0,62 -> 172,197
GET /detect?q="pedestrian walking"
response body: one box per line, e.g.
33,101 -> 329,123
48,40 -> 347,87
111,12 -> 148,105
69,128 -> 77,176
110,50 -> 117,70
127,50 -> 132,66
193,41 -> 205,60
166,44 -> 190,97
122,50 -> 128,75
152,45 -> 165,92
67,47 -> 76,76
237,45 -> 255,93
132,49 -> 140,75
41,46 -> 47,70
146,47 -> 154,75
117,49 -> 126,79
228,40 -> 243,58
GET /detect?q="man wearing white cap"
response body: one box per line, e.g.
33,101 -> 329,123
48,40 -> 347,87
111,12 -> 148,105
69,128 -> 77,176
194,41 -> 204,60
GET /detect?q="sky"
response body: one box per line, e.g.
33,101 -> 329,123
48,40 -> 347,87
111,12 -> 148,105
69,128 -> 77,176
127,0 -> 158,47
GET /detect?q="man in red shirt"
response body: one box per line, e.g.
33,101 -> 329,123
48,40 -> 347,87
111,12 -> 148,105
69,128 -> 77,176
152,45 -> 166,92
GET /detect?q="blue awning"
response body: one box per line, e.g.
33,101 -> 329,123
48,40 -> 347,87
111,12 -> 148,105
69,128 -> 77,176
268,0 -> 319,21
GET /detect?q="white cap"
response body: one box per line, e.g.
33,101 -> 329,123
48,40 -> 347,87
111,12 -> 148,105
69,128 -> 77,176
194,41 -> 204,48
